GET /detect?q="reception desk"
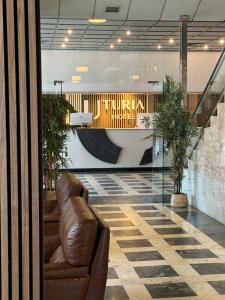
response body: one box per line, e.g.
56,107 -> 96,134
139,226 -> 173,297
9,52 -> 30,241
65,128 -> 171,170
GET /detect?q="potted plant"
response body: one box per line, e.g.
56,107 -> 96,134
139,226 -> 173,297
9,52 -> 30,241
42,94 -> 75,198
143,75 -> 198,207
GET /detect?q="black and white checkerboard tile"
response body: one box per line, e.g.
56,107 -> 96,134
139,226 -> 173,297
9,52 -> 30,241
92,203 -> 225,300
76,172 -> 174,196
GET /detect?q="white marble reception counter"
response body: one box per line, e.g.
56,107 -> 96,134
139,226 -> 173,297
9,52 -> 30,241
65,128 -> 171,170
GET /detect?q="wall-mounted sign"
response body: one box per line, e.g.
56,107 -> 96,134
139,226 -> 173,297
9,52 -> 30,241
66,93 -> 160,128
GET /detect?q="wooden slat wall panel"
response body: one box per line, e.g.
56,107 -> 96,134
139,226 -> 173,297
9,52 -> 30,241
0,0 -> 42,300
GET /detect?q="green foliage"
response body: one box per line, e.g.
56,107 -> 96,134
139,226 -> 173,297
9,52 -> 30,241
144,75 -> 198,193
42,94 -> 75,190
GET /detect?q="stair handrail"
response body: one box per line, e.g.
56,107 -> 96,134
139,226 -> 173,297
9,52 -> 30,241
191,47 -> 225,121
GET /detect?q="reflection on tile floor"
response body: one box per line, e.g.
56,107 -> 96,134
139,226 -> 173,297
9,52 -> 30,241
76,172 -> 225,299
76,172 -> 173,196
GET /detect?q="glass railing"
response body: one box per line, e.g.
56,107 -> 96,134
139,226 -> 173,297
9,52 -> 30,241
188,47 -> 225,159
192,47 -> 225,129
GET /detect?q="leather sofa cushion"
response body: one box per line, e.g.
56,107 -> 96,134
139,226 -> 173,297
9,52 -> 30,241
59,197 -> 98,267
56,173 -> 84,210
45,263 -> 89,280
49,245 -> 67,264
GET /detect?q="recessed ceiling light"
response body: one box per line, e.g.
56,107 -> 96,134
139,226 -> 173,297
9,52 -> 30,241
220,38 -> 225,45
110,44 -> 114,49
169,38 -> 174,44
62,43 -> 66,48
72,76 -> 81,81
68,29 -> 73,35
204,44 -> 208,50
126,30 -> 131,35
88,18 -> 107,24
157,44 -> 161,49
132,75 -> 140,80
117,38 -> 122,43
76,66 -> 88,72
64,37 -> 69,42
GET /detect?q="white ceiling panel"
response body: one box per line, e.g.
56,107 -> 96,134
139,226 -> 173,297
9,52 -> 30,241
94,0 -> 130,20
128,0 -> 165,20
194,0 -> 225,21
161,0 -> 199,20
40,0 -> 60,17
60,0 -> 95,18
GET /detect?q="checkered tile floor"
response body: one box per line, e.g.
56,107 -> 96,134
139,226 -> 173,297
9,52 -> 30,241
74,171 -> 225,299
93,203 -> 225,300
76,172 -> 174,196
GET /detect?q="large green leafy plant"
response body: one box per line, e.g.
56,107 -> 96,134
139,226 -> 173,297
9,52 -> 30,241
144,75 -> 198,194
42,94 -> 75,190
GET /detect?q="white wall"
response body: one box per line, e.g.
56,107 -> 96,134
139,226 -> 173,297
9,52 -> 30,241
41,50 -> 220,93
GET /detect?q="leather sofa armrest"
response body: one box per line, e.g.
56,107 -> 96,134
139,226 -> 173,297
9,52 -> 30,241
44,235 -> 60,263
44,199 -> 58,214
45,263 -> 89,280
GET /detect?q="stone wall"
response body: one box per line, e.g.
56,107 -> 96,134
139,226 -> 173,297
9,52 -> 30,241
183,103 -> 225,224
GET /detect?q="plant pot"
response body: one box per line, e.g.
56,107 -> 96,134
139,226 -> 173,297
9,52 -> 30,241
171,193 -> 188,208
44,190 -> 56,201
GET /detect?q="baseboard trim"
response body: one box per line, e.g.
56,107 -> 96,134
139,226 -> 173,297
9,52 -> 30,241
60,167 -> 171,173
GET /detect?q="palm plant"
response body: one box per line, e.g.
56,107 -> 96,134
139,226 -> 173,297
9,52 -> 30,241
42,94 -> 75,190
144,75 -> 198,194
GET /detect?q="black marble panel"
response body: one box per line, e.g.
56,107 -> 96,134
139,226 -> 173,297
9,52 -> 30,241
140,147 -> 153,165
134,265 -> 178,278
154,227 -> 187,234
191,263 -> 225,275
117,239 -> 152,248
104,286 -> 129,300
107,267 -> 119,279
177,249 -> 217,259
125,251 -> 164,261
208,281 -> 225,294
138,212 -> 165,218
132,205 -> 157,210
107,220 -> 134,227
77,128 -> 121,164
165,237 -> 201,245
145,282 -> 196,298
111,229 -> 142,237
147,219 -> 176,225
99,212 -> 127,219
95,206 -> 121,211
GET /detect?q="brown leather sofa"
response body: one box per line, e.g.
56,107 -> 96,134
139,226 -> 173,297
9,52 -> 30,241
44,197 -> 110,300
44,172 -> 89,235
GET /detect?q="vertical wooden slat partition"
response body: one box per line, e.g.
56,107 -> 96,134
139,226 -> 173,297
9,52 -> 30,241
0,0 -> 43,300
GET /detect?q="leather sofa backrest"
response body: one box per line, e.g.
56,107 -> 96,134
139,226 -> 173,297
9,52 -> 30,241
56,173 -> 85,209
59,197 -> 97,266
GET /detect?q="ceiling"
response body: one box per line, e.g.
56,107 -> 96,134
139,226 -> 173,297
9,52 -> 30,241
41,0 -> 225,51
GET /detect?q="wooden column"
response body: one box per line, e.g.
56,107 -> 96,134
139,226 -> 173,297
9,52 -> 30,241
0,0 -> 43,300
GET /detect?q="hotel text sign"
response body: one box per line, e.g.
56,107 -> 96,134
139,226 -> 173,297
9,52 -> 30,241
94,99 -> 145,120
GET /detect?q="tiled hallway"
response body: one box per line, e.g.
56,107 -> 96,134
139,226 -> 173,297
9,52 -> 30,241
77,172 -> 225,300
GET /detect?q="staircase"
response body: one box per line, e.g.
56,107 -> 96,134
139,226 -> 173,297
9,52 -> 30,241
183,47 -> 225,224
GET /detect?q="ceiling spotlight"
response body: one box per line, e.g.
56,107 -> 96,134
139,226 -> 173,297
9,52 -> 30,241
220,38 -> 225,45
110,44 -> 114,49
126,30 -> 131,35
64,37 -> 69,42
61,43 -> 66,48
204,44 -> 208,50
88,18 -> 107,24
117,38 -> 122,43
157,44 -> 161,49
169,38 -> 174,44
72,76 -> 81,81
68,29 -> 73,35
76,66 -> 88,72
